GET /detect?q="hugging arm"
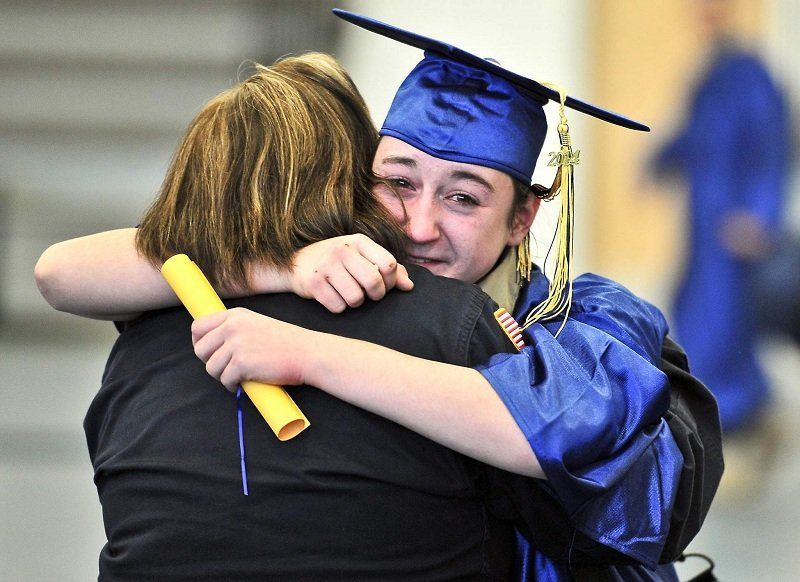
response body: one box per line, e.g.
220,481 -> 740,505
35,229 -> 177,321
35,230 -> 413,320
35,229 -> 542,478
191,305 -> 544,478
192,276 -> 709,568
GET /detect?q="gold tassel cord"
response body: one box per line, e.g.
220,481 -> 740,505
520,83 -> 578,337
516,230 -> 533,282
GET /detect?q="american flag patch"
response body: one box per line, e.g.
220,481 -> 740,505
493,308 -> 525,351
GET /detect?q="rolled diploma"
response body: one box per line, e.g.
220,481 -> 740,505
161,254 -> 310,441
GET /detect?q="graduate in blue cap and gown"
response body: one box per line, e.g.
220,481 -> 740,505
332,9 -> 721,580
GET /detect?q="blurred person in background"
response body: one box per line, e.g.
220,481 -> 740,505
650,0 -> 790,436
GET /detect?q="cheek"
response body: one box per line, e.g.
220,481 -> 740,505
451,212 -> 509,250
475,221 -> 515,264
449,218 -> 507,262
482,231 -> 511,261
458,237 -> 507,282
446,206 -> 517,281
374,188 -> 406,222
483,213 -> 516,249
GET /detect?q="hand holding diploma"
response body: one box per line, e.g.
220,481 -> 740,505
161,254 -> 309,441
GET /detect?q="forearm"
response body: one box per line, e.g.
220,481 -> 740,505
34,228 -> 292,320
302,332 -> 544,478
35,229 -> 174,320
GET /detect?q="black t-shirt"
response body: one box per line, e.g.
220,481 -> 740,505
85,265 -> 519,581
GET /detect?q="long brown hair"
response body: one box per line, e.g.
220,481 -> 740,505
136,53 -> 405,291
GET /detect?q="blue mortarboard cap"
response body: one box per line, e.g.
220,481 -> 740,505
333,8 -> 649,184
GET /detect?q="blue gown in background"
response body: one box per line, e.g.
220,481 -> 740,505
478,269 -> 684,580
653,43 -> 789,432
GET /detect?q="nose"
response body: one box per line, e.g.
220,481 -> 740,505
403,197 -> 441,244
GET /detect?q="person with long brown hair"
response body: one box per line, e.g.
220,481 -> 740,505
71,53 -> 538,579
134,54 -> 406,295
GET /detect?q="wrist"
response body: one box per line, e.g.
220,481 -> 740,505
296,330 -> 338,387
247,262 -> 293,294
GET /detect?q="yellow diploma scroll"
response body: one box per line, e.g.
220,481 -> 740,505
161,254 -> 310,441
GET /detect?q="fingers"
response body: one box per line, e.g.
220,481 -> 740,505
204,343 -> 236,392
303,241 -> 379,311
340,234 -> 418,300
193,322 -> 226,365
324,257 -> 372,308
349,233 -> 398,271
319,250 -> 415,308
349,235 -> 414,294
192,309 -> 250,392
303,261 -> 356,313
191,311 -> 228,344
294,234 -> 415,312
311,279 -> 349,313
193,308 -> 308,388
394,263 -> 414,291
349,235 -> 400,292
341,249 -> 385,302
192,312 -> 229,373
192,318 -> 238,392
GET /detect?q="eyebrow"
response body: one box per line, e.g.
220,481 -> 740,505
378,156 -> 495,192
378,155 -> 417,168
449,170 -> 495,193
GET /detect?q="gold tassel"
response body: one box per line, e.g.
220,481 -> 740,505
516,230 -> 533,282
521,84 -> 579,337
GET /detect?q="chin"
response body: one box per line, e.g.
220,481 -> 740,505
416,262 -> 449,277
431,266 -> 465,281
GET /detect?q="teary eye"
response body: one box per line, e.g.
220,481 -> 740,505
447,192 -> 479,206
388,177 -> 413,189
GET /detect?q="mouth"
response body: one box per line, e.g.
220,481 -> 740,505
406,254 -> 445,266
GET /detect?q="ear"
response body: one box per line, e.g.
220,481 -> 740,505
507,195 -> 540,246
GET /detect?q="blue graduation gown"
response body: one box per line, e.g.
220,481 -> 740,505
653,44 -> 788,431
478,270 -> 683,580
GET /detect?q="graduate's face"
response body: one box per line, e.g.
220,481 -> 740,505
373,137 -> 536,283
